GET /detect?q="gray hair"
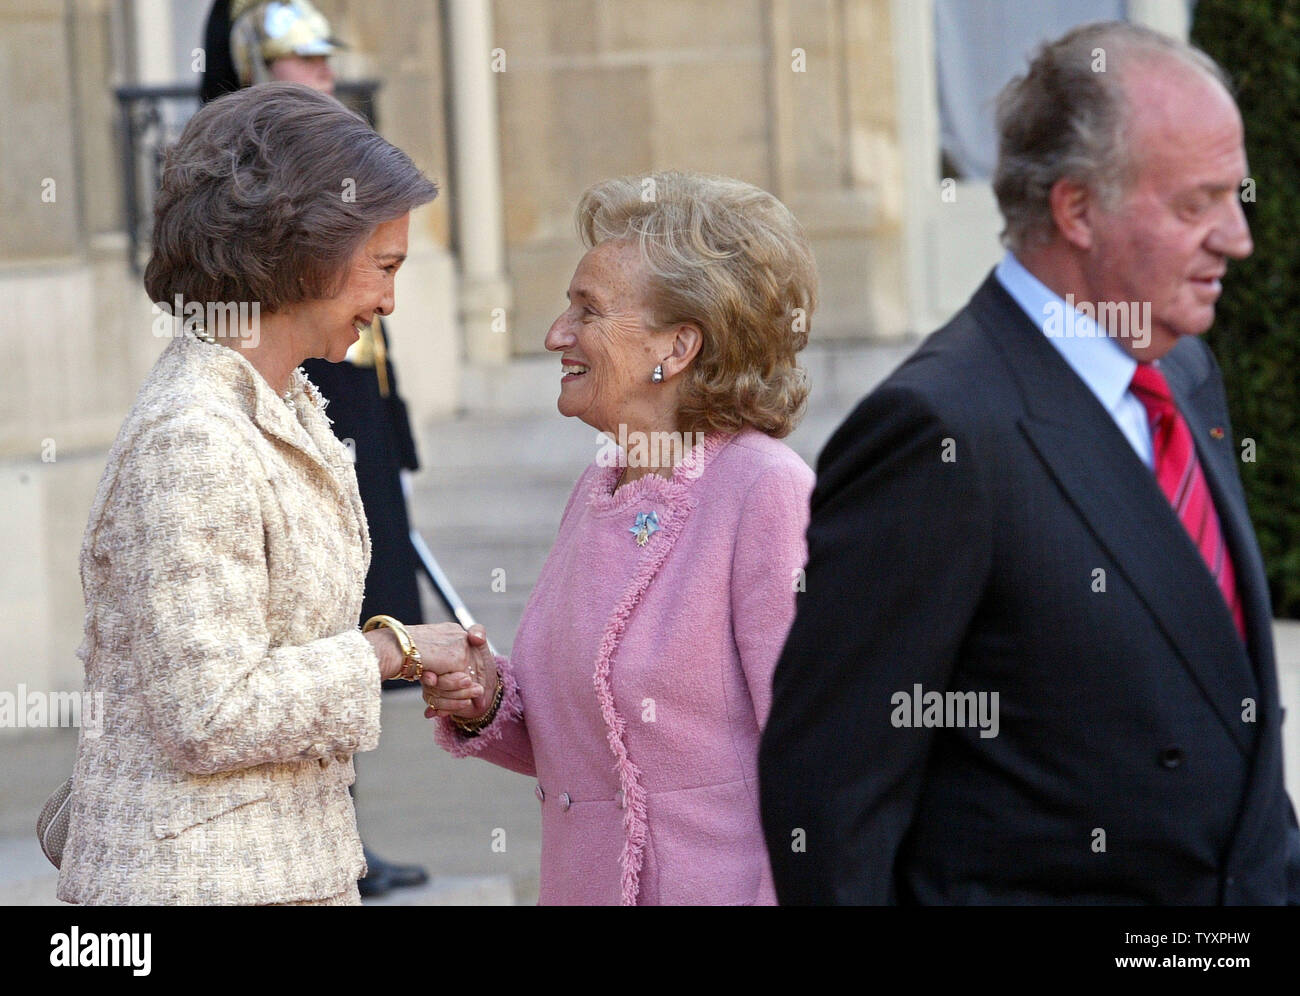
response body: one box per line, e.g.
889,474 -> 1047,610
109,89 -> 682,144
145,82 -> 437,312
992,21 -> 1232,253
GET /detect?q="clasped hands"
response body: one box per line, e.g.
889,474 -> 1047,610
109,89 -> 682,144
364,622 -> 499,722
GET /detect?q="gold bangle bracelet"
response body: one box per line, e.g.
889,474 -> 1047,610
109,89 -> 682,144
362,615 -> 423,681
452,674 -> 504,737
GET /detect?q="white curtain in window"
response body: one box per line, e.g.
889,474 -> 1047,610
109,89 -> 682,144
935,0 -> 1128,180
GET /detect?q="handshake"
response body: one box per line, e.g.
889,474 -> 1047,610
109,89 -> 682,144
363,621 -> 499,724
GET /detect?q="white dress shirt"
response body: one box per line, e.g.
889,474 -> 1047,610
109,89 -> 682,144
994,252 -> 1154,469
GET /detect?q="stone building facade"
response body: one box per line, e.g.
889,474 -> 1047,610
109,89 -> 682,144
0,0 -> 1187,710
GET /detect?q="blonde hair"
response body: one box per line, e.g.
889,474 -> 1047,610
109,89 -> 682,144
576,170 -> 816,439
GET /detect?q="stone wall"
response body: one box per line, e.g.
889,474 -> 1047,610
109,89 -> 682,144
493,0 -> 907,354
0,1 -> 157,703
0,0 -> 904,719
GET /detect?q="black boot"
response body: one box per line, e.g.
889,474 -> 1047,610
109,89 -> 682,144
359,846 -> 429,898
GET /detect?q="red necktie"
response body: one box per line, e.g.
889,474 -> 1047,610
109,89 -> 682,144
1130,363 -> 1246,641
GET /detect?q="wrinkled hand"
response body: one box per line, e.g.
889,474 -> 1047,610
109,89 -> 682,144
398,622 -> 486,712
423,624 -> 498,722
366,620 -> 485,688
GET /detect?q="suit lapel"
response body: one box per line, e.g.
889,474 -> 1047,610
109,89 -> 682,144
1161,355 -> 1276,678
247,369 -> 372,568
298,393 -> 372,569
188,333 -> 344,487
968,277 -> 1257,754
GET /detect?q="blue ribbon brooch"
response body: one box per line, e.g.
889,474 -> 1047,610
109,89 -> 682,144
630,511 -> 661,547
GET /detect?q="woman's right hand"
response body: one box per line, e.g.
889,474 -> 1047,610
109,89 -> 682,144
423,624 -> 498,722
366,621 -> 484,700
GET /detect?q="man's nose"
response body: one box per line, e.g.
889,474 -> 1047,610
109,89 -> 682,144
1210,194 -> 1253,260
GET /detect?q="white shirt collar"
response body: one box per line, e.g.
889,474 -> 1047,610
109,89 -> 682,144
994,251 -> 1138,418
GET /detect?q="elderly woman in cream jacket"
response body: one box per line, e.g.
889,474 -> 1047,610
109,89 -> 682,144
57,84 -> 487,906
427,171 -> 817,905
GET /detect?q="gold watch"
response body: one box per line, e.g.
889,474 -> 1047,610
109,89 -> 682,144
362,615 -> 423,681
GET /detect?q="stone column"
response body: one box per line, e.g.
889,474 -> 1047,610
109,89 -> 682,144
1127,0 -> 1190,41
447,0 -> 511,364
131,0 -> 174,83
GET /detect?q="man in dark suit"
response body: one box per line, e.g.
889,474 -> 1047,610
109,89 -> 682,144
760,21 -> 1300,904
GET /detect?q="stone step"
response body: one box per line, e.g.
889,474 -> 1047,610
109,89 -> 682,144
420,414 -> 598,472
362,875 -> 515,906
413,539 -> 548,586
0,836 -> 59,905
411,471 -> 580,533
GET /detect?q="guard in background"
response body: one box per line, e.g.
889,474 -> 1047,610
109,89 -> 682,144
306,320 -> 426,630
200,0 -> 429,899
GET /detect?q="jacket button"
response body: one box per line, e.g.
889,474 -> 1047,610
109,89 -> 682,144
616,790 -> 625,809
535,785 -> 544,802
560,792 -> 572,811
1158,746 -> 1184,769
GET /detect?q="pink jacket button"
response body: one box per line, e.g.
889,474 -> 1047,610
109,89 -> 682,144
560,792 -> 572,811
535,785 -> 544,802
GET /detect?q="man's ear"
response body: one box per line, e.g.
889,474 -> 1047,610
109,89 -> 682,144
663,322 -> 703,378
1048,176 -> 1095,251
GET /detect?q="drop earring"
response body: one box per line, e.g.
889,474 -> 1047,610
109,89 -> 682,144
651,364 -> 664,383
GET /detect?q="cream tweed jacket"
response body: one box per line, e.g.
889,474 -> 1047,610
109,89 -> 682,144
57,330 -> 383,905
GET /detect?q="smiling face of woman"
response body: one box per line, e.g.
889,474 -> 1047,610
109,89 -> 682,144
543,240 -> 675,437
289,213 -> 410,363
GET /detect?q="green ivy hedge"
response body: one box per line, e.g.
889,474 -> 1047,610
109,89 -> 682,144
1192,0 -> 1300,618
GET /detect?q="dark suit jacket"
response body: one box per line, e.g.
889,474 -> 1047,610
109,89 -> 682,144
760,272 -> 1300,904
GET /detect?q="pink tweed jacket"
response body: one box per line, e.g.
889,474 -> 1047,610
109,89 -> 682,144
436,429 -> 813,904
58,330 -> 382,905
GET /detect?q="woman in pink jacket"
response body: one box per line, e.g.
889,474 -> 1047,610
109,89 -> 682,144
427,171 -> 817,905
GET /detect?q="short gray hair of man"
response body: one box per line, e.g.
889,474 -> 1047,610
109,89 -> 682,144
992,21 -> 1232,253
